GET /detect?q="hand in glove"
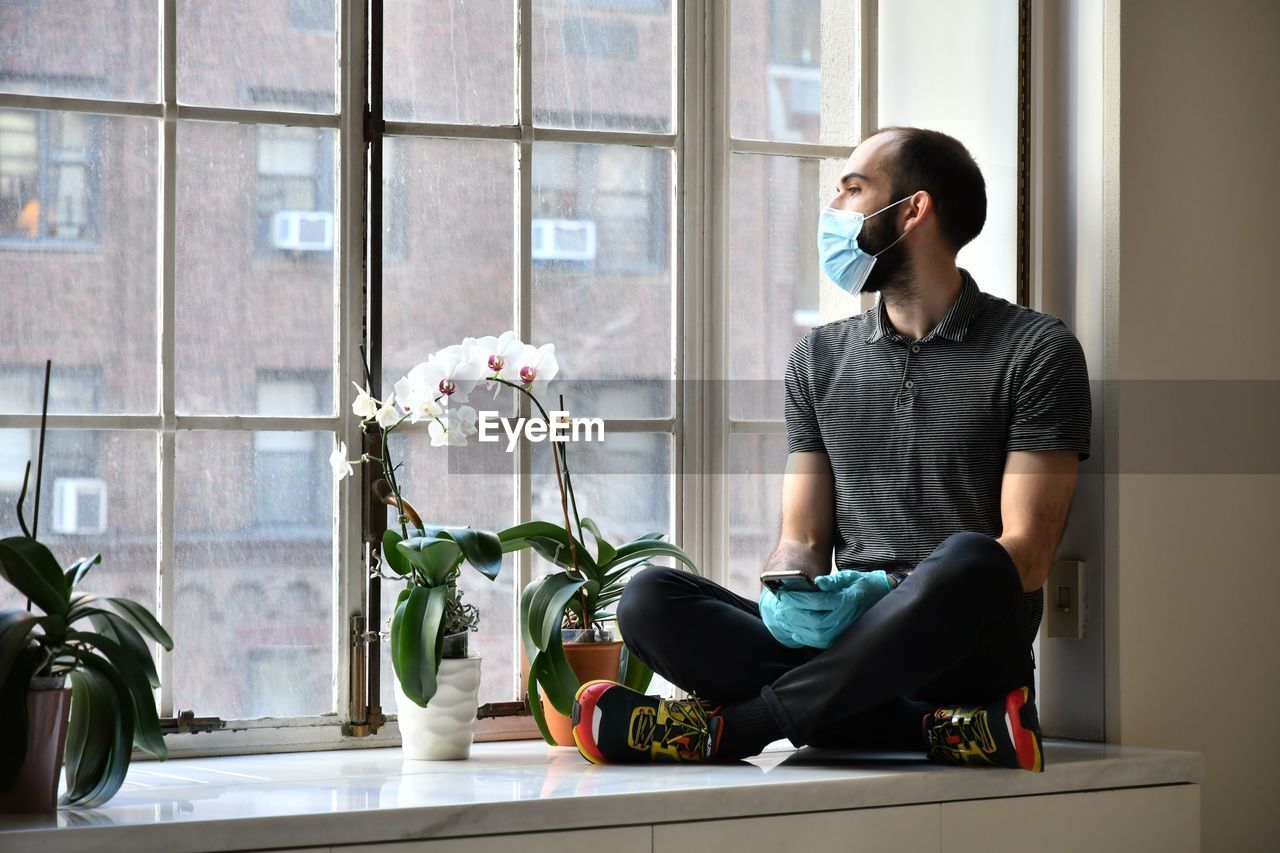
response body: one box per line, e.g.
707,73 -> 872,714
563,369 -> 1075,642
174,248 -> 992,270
758,569 -> 894,649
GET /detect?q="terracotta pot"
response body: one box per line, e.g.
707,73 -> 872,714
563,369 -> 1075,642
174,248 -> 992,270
540,639 -> 623,747
0,676 -> 72,814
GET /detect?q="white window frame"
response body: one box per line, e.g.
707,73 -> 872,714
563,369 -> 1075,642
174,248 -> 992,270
0,0 -> 871,758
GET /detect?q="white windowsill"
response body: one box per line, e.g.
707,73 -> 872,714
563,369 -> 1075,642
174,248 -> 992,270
0,739 -> 1203,853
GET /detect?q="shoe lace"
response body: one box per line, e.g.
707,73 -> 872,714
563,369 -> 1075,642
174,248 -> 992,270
928,705 -> 998,765
647,693 -> 717,761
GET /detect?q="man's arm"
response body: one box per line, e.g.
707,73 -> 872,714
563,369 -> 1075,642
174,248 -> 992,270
763,451 -> 836,582
995,449 -> 1079,593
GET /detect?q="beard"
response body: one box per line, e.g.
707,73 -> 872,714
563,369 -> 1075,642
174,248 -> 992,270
857,212 -> 912,295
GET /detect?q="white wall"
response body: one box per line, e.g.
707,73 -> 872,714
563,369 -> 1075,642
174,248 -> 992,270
1110,1 -> 1280,850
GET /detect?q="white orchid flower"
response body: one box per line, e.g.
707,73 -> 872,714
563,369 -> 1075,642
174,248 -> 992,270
374,393 -> 400,429
513,342 -> 559,398
428,405 -> 479,447
330,440 -> 355,481
470,331 -> 529,391
351,382 -> 379,419
393,363 -> 447,424
424,344 -> 485,404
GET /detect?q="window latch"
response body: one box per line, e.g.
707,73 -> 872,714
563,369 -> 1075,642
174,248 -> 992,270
158,709 -> 227,735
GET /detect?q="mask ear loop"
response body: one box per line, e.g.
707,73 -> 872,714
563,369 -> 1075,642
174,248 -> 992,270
870,195 -> 917,258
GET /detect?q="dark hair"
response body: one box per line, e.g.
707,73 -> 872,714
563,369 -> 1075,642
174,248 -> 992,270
872,126 -> 987,253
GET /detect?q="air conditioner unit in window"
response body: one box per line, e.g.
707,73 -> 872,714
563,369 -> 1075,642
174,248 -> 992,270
51,478 -> 108,536
531,218 -> 596,261
272,210 -> 334,251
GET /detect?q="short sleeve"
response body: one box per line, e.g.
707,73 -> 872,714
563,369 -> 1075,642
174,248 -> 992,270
1007,321 -> 1092,461
784,332 -> 825,454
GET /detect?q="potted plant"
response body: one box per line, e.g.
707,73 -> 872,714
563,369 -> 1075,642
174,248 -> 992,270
0,365 -> 173,811
438,336 -> 700,747
503,518 -> 699,746
335,355 -> 506,760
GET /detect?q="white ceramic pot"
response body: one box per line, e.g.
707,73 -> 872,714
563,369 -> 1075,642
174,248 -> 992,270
393,656 -> 482,761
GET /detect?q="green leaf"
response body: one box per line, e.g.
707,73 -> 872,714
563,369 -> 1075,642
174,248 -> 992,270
80,609 -> 162,689
534,630 -> 580,716
61,654 -> 136,807
617,637 -> 654,695
388,586 -> 412,687
0,537 -> 69,616
102,597 -> 173,650
521,574 -> 587,654
525,669 -> 556,746
498,521 -> 598,577
0,610 -> 41,693
65,631 -> 165,758
610,538 -> 700,575
63,553 -> 101,591
578,517 -> 617,567
396,537 -> 462,586
0,646 -> 43,791
382,530 -> 411,576
392,585 -> 447,706
440,527 -> 503,581
61,659 -> 113,804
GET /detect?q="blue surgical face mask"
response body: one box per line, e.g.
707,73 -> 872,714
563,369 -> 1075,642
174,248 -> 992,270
817,195 -> 913,296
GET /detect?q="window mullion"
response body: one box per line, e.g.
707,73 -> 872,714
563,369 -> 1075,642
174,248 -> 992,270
515,0 -> 534,702
156,0 -> 179,721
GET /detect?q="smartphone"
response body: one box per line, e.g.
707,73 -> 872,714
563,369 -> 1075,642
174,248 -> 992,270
760,569 -> 820,592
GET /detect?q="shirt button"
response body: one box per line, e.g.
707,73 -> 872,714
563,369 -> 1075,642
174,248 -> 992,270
911,344 -> 920,353
904,380 -> 914,389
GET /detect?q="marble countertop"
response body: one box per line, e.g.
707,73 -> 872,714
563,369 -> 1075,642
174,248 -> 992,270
0,739 -> 1203,853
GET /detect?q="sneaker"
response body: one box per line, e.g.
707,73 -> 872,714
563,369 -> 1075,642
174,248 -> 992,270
571,680 -> 724,764
922,685 -> 1045,772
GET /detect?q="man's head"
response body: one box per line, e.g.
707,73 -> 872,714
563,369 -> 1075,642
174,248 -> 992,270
826,127 -> 987,293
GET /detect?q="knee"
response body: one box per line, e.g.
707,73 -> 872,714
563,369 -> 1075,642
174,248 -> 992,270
917,531 -> 1018,589
616,566 -> 685,639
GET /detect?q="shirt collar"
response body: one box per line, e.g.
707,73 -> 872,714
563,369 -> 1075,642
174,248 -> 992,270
865,269 -> 982,344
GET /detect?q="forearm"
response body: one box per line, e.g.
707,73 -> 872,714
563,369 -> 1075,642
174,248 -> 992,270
994,532 -> 1052,593
763,539 -> 831,582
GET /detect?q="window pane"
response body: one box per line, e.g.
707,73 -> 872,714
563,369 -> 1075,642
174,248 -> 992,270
383,0 -> 515,125
533,0 -> 672,133
530,431 -> 672,579
0,111 -> 157,414
175,122 -> 335,416
532,142 -> 672,419
382,137 -> 515,418
727,432 -> 787,597
0,0 -> 158,102
0,430 -> 157,615
376,431 -> 517,711
177,1 -> 337,113
173,430 -> 334,719
730,0 -> 856,145
728,153 -> 831,420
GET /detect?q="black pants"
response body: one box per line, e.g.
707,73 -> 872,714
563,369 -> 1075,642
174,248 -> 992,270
616,531 -> 1038,751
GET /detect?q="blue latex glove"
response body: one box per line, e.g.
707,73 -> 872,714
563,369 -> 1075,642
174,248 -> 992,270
758,569 -> 894,649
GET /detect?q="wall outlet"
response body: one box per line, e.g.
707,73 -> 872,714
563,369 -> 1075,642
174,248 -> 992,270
1045,560 -> 1084,639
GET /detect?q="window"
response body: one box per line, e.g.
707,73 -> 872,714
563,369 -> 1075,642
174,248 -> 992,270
0,0 -> 883,754
256,124 -> 334,256
0,109 -> 99,245
254,375 -> 329,532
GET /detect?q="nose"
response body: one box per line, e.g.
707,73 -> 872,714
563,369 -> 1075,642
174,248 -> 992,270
827,190 -> 854,212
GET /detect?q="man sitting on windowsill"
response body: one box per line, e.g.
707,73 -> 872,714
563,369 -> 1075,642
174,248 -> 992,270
571,127 -> 1090,772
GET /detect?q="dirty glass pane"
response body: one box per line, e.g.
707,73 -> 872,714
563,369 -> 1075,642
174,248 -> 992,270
173,430 -> 334,719
174,121 -> 335,417
533,0 -> 673,133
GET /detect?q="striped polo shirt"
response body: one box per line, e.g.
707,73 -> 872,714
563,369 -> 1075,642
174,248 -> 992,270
783,268 -> 1092,643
